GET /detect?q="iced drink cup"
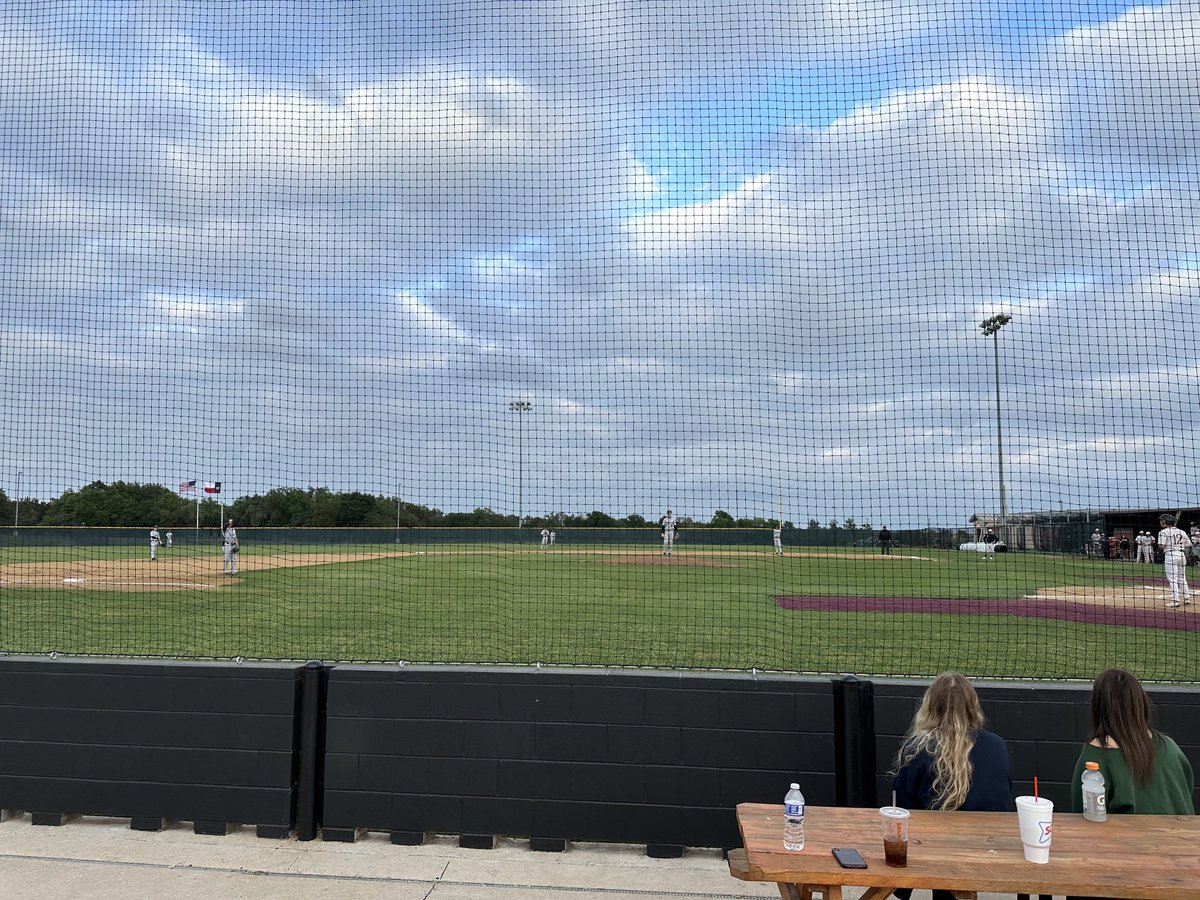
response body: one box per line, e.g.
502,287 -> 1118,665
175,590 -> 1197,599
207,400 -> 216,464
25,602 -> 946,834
1016,795 -> 1054,864
880,805 -> 910,867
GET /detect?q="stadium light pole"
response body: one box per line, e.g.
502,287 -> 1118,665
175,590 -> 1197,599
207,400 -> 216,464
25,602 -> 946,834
509,400 -> 533,529
979,313 -> 1012,530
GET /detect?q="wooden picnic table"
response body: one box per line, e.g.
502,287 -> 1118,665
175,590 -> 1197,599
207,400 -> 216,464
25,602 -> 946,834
729,803 -> 1200,900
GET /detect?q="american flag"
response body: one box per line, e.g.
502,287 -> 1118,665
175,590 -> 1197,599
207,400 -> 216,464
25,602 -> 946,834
179,480 -> 197,493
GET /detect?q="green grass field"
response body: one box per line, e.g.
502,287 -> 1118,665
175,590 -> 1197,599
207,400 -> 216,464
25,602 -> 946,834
1,542 -> 1195,682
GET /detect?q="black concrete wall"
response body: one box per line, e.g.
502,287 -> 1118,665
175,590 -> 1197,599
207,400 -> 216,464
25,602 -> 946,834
322,667 -> 836,848
2,658 -> 1197,847
0,657 -> 300,833
874,680 -> 1200,812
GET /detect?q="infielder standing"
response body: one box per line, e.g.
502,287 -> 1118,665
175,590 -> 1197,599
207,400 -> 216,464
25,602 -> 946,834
772,525 -> 783,556
540,528 -> 550,549
149,526 -> 161,561
1156,514 -> 1192,608
222,518 -> 240,575
165,531 -> 173,548
660,509 -> 677,556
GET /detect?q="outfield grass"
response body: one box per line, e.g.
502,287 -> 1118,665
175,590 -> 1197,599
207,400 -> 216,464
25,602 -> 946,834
1,543 -> 1195,681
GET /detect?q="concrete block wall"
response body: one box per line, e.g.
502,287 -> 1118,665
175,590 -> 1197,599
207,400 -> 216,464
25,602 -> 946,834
322,667 -> 836,848
2,658 -> 1196,846
0,657 -> 300,833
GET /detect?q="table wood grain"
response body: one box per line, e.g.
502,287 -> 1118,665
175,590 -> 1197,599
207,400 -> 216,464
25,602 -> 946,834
730,803 -> 1200,900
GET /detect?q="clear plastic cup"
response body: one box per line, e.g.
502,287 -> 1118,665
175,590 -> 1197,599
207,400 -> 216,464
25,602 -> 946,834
880,805 -> 911,867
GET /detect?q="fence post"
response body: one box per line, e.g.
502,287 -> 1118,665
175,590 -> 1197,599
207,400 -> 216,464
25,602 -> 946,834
832,674 -> 876,807
296,660 -> 327,841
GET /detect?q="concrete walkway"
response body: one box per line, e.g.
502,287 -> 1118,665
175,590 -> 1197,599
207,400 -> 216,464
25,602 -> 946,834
0,813 -> 1016,899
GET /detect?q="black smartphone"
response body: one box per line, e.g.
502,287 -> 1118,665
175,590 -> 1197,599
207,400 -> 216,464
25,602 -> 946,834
831,847 -> 868,869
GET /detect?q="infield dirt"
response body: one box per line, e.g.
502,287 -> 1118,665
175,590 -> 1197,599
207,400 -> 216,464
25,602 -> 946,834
0,551 -> 416,591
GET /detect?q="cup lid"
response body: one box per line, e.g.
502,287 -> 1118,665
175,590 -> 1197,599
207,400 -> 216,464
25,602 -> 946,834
880,806 -> 910,818
1015,795 -> 1053,808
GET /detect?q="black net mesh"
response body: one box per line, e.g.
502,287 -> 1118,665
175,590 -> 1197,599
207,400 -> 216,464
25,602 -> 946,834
1,2 -> 1198,680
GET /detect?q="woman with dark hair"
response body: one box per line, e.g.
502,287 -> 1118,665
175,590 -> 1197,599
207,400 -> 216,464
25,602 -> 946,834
890,672 -> 1014,900
1071,668 -> 1195,816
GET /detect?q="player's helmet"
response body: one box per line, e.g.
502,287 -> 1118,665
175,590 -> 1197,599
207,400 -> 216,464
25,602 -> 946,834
1159,514 -> 1176,525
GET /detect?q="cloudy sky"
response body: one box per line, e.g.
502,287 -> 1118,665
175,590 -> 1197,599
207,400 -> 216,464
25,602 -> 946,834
2,0 -> 1198,527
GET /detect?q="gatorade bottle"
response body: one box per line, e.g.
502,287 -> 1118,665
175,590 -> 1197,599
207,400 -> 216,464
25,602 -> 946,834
1081,761 -> 1107,822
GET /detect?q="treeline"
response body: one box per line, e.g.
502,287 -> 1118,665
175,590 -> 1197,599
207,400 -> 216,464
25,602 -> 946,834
0,481 -> 877,532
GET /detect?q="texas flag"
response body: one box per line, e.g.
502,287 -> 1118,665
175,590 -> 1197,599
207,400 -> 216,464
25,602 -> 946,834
203,482 -> 222,494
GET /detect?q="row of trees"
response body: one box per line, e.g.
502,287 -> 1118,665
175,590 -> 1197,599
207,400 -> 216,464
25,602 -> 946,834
0,482 -> 881,532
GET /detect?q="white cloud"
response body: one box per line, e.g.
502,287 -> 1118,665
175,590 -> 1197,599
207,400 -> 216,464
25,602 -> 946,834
3,2 -> 1200,524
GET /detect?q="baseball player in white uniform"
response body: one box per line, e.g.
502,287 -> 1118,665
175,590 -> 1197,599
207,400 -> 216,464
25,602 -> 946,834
549,531 -> 556,546
149,526 -> 161,561
222,518 -> 240,575
772,525 -> 783,556
1135,531 -> 1154,564
165,531 -> 173,548
1156,514 -> 1192,608
540,528 -> 550,548
660,510 -> 677,556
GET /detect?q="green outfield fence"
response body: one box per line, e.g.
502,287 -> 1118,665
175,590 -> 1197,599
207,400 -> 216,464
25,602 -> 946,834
0,526 -> 974,550
2,2 -> 1198,680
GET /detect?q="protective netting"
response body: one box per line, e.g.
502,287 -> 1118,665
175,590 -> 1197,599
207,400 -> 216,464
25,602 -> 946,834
1,2 -> 1198,681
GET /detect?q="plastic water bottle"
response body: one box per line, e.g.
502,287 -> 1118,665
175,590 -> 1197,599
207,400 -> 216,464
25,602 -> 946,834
1081,761 -> 1107,822
783,783 -> 806,850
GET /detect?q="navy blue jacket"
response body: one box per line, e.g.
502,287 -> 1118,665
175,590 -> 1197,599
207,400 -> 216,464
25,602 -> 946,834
892,729 -> 1015,812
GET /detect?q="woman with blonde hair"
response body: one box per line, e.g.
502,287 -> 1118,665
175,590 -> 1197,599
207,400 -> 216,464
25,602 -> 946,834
890,673 -> 1014,900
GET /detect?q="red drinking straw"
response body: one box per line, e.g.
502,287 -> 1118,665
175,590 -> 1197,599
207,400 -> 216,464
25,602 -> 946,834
1034,777 -> 1039,801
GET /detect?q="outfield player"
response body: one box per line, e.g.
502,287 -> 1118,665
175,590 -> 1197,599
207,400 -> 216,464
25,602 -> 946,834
540,528 -> 550,548
149,526 -> 161,561
1157,514 -> 1192,608
222,518 -> 240,575
772,525 -> 783,556
660,509 -> 677,556
549,531 -> 556,545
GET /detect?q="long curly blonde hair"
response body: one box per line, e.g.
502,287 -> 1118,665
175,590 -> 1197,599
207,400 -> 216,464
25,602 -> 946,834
893,672 -> 985,810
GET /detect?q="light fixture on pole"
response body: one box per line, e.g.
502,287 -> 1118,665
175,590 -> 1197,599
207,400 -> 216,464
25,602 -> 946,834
979,313 -> 1012,529
509,400 -> 533,529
